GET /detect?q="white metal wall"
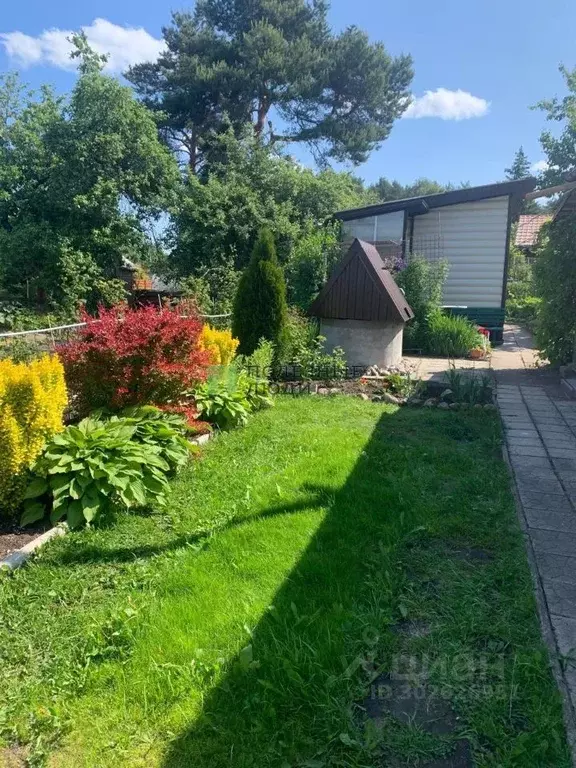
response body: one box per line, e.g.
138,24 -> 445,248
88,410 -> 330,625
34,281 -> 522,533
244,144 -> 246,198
412,196 -> 509,308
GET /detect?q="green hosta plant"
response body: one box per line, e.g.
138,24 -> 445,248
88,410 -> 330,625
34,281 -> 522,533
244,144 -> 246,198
113,406 -> 198,470
193,384 -> 251,430
21,413 -> 196,529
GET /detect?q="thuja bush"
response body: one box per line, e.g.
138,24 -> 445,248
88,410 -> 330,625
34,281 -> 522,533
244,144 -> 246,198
60,303 -> 210,416
0,355 -> 67,515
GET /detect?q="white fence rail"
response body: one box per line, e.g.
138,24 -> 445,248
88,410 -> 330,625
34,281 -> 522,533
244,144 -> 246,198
0,314 -> 231,340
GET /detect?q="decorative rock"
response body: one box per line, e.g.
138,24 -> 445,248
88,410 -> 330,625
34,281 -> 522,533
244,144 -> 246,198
382,392 -> 401,405
328,387 -> 341,395
372,395 -> 383,402
317,387 -> 330,396
459,402 -> 471,410
449,402 -> 460,410
437,401 -> 450,410
423,398 -> 437,408
440,388 -> 454,402
408,398 -> 423,407
483,403 -> 497,411
473,403 -> 484,410
358,393 -> 370,401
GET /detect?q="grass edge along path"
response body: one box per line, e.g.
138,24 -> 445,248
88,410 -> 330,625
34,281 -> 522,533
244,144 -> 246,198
0,396 -> 569,767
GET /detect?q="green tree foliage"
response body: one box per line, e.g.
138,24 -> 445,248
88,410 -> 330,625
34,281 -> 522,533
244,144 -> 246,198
285,224 -> 342,310
536,66 -> 576,187
369,177 -> 465,202
505,146 -> 539,214
232,229 -> 288,356
126,0 -> 413,171
534,217 -> 576,365
0,41 -> 180,311
166,127 -> 368,283
505,146 -> 531,180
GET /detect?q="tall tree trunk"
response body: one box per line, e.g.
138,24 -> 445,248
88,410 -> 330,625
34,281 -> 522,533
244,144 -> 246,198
188,127 -> 198,174
254,95 -> 269,137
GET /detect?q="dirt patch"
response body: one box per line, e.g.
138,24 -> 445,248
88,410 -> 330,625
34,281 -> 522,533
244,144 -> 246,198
392,619 -> 433,638
364,673 -> 458,735
450,547 -> 494,564
0,520 -> 48,559
0,745 -> 28,767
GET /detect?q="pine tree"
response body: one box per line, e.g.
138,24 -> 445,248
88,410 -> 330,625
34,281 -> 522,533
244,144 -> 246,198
232,229 -> 288,357
505,147 -> 539,214
505,147 -> 531,180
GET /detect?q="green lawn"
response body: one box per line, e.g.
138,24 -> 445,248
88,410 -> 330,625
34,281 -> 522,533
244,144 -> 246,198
0,397 -> 569,767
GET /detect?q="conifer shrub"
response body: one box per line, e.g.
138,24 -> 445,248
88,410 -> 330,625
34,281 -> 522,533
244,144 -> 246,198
232,229 -> 288,357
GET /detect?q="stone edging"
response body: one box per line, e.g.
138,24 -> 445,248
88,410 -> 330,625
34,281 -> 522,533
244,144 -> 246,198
0,431 -> 214,573
0,525 -> 67,572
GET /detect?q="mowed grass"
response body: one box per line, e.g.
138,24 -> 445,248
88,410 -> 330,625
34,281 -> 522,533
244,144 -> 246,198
0,397 -> 569,767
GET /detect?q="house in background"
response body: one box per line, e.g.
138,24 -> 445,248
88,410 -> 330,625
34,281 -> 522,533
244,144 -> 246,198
119,258 -> 182,306
334,178 -> 536,343
515,214 -> 551,259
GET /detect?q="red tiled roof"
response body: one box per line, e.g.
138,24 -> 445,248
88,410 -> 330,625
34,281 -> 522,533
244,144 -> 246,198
515,214 -> 551,247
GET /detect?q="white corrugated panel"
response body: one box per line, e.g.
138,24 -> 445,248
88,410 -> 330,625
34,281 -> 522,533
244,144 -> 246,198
412,196 -> 509,307
343,211 -> 404,242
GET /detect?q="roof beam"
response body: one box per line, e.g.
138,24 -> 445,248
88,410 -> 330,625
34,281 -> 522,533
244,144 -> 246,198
525,181 -> 576,200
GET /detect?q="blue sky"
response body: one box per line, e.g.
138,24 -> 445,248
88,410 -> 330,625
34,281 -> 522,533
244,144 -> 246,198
1,0 -> 574,187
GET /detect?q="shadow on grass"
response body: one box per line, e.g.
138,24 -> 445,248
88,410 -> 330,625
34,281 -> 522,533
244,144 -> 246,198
52,486 -> 336,566
158,408 -> 510,768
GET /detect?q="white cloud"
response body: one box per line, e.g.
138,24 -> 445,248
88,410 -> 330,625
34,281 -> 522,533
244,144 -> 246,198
530,160 -> 549,174
0,18 -> 164,73
403,88 -> 490,120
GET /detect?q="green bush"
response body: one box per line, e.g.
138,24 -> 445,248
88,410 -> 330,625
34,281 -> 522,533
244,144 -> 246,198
396,255 -> 449,350
285,225 -> 342,310
534,217 -> 576,365
506,296 -> 541,328
193,384 -> 251,430
21,409 -> 195,529
444,365 -> 493,404
232,229 -> 288,358
237,338 -> 275,379
425,309 -> 484,357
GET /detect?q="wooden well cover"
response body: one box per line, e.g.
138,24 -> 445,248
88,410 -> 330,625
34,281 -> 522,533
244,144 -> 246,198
308,239 -> 414,323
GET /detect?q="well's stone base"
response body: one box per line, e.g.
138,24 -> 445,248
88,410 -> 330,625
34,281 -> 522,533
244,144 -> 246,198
320,318 -> 404,368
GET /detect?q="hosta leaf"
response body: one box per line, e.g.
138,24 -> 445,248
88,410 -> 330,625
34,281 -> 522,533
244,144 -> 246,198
81,492 -> 101,523
130,479 -> 147,507
50,504 -> 67,524
23,477 -> 49,500
20,502 -> 46,527
66,500 -> 84,529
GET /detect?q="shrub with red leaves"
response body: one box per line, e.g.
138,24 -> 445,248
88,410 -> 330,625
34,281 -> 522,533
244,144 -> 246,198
60,303 -> 210,416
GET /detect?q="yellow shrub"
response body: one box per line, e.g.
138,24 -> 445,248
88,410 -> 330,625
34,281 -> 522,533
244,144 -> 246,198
199,326 -> 240,366
0,355 -> 67,516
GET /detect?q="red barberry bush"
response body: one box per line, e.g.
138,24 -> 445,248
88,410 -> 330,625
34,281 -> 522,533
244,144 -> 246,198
60,303 -> 210,416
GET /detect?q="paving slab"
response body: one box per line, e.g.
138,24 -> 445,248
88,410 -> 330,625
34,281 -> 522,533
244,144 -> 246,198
544,581 -> 576,620
530,529 -> 576,558
494,325 -> 576,761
